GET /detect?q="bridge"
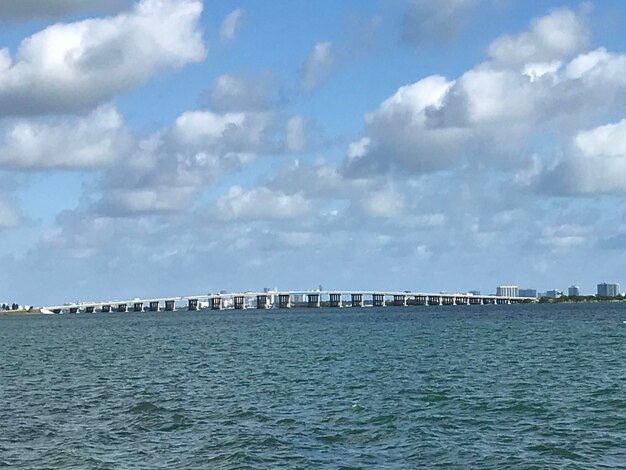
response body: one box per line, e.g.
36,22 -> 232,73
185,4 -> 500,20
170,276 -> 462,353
42,290 -> 536,314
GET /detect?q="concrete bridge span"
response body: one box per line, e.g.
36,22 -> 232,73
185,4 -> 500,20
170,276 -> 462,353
43,290 -> 536,314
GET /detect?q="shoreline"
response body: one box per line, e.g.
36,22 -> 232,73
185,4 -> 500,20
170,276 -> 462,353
0,309 -> 42,316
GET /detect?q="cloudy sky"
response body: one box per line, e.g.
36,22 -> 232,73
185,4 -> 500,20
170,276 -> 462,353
1,0 -> 626,305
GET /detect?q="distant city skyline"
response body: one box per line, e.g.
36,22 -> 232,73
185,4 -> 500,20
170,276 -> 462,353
2,1 -> 626,305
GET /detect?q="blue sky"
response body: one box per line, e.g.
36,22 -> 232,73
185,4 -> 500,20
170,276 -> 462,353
1,0 -> 626,305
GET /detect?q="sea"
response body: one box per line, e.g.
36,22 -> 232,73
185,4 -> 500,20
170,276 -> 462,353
1,303 -> 625,469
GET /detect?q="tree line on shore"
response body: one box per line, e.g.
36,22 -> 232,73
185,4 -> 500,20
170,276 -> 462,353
538,295 -> 626,303
1,303 -> 26,311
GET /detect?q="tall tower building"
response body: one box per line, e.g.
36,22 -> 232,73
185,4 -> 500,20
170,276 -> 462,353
496,285 -> 519,297
597,283 -> 620,297
568,285 -> 580,297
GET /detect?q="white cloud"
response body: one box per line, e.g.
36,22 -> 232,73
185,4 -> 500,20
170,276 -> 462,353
173,110 -> 247,145
102,187 -> 196,214
574,120 -> 626,158
216,186 -> 309,220
94,108 -> 274,216
565,48 -> 611,79
545,119 -> 626,194
540,224 -> 589,250
207,74 -> 271,111
347,7 -> 626,180
361,189 -> 405,218
0,0 -> 205,115
267,160 -> 372,201
0,105 -> 128,169
345,75 -> 466,175
300,41 -> 335,91
438,66 -> 536,126
347,137 -> 371,161
285,116 -> 307,152
220,8 -> 244,42
488,8 -> 588,67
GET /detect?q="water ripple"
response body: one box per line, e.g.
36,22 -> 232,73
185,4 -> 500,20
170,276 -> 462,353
1,304 -> 626,468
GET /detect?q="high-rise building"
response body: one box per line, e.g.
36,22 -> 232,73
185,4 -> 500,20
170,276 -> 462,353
568,285 -> 580,297
519,289 -> 537,298
496,285 -> 519,297
597,283 -> 621,297
545,290 -> 561,298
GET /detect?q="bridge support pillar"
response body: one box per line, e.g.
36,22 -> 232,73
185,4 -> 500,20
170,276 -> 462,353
133,302 -> 144,312
165,300 -> 176,311
278,294 -> 291,309
86,306 -> 95,313
307,294 -> 321,308
101,305 -> 111,313
234,296 -> 245,310
416,295 -> 427,306
428,296 -> 441,306
393,295 -> 407,307
210,297 -> 222,310
256,295 -> 269,309
329,293 -> 342,307
372,294 -> 385,307
117,304 -> 127,313
351,293 -> 363,307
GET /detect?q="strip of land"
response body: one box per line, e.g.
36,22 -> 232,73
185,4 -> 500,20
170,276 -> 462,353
0,309 -> 42,315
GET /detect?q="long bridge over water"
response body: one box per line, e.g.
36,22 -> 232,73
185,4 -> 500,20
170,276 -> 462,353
44,290 -> 536,314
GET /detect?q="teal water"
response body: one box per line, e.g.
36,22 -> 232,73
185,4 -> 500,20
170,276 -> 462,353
1,303 -> 626,468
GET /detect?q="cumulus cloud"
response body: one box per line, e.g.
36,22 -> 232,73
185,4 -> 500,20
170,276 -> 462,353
361,189 -> 405,218
402,0 -> 478,45
543,119 -> 626,194
0,0 -> 205,115
0,105 -> 128,169
0,0 -> 131,21
488,7 -> 589,67
265,159 -> 372,202
345,75 -> 467,176
216,186 -> 309,220
220,8 -> 244,42
300,41 -> 335,91
346,7 -> 626,181
94,108 -> 274,216
285,116 -> 308,152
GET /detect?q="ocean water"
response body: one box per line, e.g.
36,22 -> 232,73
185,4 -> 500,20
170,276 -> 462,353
1,303 -> 626,469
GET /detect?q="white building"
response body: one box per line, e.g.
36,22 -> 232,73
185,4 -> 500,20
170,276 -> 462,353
597,283 -> 620,297
496,285 -> 519,297
568,285 -> 580,297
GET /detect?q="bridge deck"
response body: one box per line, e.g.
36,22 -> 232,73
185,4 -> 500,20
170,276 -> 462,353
44,291 -> 536,310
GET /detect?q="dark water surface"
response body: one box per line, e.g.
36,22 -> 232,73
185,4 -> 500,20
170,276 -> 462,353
1,304 -> 626,468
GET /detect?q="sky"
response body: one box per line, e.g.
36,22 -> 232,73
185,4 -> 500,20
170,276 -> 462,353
1,0 -> 626,305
